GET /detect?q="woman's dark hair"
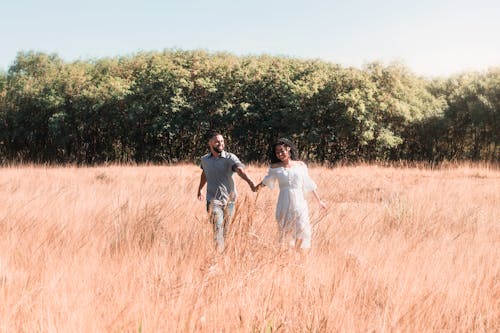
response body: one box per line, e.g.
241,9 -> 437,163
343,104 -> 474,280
269,138 -> 299,163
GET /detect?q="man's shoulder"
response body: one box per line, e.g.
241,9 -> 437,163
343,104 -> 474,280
223,151 -> 239,159
225,152 -> 244,164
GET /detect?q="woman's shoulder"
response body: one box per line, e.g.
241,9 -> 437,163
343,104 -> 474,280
294,160 -> 306,167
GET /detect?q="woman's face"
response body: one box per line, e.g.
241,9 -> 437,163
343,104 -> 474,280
275,144 -> 290,162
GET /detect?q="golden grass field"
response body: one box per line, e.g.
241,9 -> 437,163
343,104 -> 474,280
0,163 -> 498,332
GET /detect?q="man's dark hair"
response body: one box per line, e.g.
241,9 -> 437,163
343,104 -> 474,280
269,138 -> 299,163
205,130 -> 222,142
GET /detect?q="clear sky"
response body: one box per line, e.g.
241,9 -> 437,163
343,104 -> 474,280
2,0 -> 499,77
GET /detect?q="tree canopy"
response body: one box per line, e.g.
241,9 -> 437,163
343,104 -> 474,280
0,50 -> 498,164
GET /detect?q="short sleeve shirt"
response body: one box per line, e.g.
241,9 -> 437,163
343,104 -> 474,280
200,151 -> 244,205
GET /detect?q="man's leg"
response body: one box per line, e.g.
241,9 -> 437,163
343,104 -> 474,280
223,201 -> 235,239
209,203 -> 225,251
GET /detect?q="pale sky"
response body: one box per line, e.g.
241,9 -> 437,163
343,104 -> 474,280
2,0 -> 499,77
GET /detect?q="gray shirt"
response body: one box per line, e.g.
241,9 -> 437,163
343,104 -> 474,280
201,151 -> 244,206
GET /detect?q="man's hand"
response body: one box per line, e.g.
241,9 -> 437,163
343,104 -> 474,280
197,171 -> 207,202
253,183 -> 264,192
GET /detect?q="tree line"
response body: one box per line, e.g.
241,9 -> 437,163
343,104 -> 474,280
0,50 -> 498,164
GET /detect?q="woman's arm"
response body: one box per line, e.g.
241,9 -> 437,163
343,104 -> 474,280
312,189 -> 327,209
255,166 -> 277,191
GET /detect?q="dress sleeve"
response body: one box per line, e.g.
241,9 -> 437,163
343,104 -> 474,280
261,168 -> 277,189
302,165 -> 317,192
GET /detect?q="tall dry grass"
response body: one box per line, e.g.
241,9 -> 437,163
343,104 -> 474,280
0,163 -> 498,332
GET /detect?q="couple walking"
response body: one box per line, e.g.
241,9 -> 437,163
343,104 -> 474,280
197,131 -> 326,252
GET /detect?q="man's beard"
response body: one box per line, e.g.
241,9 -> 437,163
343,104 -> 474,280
213,145 -> 223,153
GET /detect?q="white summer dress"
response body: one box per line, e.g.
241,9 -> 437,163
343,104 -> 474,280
262,163 -> 317,248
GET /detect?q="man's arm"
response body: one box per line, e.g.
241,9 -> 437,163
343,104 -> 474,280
197,170 -> 207,201
234,166 -> 256,191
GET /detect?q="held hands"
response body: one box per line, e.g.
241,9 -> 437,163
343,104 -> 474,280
253,183 -> 264,192
249,181 -> 264,192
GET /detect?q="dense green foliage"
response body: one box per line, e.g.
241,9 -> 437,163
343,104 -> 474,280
0,50 -> 498,164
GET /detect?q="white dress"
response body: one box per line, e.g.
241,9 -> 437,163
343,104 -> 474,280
262,163 -> 317,248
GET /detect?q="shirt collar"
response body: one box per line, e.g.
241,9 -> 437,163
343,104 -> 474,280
209,150 -> 227,158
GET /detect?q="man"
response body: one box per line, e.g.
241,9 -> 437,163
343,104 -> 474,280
197,131 -> 256,251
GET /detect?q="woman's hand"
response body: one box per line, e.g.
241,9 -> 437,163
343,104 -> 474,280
318,200 -> 327,210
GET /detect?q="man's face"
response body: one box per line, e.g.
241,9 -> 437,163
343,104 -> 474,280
209,135 -> 225,154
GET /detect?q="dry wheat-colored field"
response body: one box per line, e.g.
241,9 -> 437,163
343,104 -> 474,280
0,163 -> 498,332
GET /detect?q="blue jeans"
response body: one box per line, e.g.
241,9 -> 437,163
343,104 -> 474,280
207,201 -> 235,251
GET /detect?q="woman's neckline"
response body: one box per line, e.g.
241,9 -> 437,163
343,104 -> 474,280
271,163 -> 302,169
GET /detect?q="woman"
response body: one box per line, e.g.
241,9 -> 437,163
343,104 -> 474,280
256,138 -> 326,249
